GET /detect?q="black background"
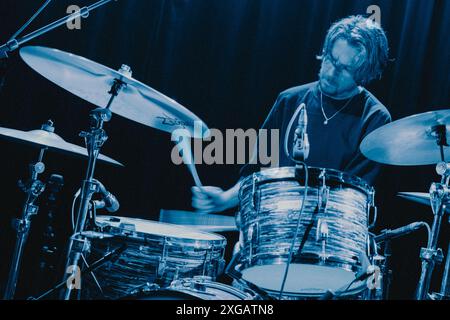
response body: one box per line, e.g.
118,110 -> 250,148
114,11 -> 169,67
0,0 -> 449,300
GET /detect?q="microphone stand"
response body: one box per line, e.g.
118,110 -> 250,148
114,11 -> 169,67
381,240 -> 393,300
0,0 -> 118,93
30,244 -> 127,300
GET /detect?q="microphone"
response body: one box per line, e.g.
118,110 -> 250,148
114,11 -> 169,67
374,222 -> 425,243
93,179 -> 120,213
293,103 -> 310,162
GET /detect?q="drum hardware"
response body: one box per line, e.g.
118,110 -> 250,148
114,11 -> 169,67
63,104 -> 118,300
439,242 -> 450,298
369,222 -> 431,300
0,117 -> 122,300
34,174 -> 64,294
29,243 -> 127,300
316,219 -> 329,262
361,109 -> 450,300
0,0 -> 117,58
416,167 -> 448,300
318,266 -> 378,300
0,0 -> 118,95
3,142 -> 47,299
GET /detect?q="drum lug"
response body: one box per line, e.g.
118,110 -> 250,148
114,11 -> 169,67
251,174 -> 259,211
319,186 -> 330,213
368,188 -> 377,229
316,219 -> 329,262
318,170 -> 329,213
157,238 -> 169,279
247,223 -> 258,263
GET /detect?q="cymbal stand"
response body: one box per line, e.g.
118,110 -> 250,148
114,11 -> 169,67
3,122 -> 54,299
416,125 -> 449,299
439,241 -> 450,298
62,70 -> 128,300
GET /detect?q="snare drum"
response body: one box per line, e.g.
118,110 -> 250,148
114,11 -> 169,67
236,167 -> 375,298
83,216 -> 227,299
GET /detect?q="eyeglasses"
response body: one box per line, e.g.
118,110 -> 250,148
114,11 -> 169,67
322,54 -> 356,76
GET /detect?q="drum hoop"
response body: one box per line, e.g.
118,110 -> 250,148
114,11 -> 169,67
172,278 -> 253,299
93,231 -> 227,249
240,167 -> 372,195
235,256 -> 361,276
95,216 -> 227,248
235,258 -> 366,297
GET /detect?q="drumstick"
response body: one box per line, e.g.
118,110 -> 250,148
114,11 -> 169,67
175,135 -> 204,189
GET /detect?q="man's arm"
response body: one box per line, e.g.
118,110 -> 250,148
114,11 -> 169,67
191,180 -> 242,213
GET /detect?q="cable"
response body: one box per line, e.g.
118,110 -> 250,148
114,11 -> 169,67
71,189 -> 81,231
278,103 -> 310,299
423,222 -> 431,248
278,163 -> 309,299
284,103 -> 305,160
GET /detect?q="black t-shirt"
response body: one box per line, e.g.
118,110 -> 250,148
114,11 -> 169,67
240,81 -> 391,185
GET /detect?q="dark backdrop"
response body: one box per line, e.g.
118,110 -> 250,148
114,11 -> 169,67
0,0 -> 449,299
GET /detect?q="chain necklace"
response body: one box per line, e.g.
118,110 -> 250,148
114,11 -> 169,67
320,90 -> 355,125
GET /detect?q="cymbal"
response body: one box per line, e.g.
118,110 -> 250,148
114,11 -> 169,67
360,110 -> 450,166
0,125 -> 123,166
159,209 -> 237,232
397,192 -> 431,207
19,46 -> 209,138
398,192 -> 450,212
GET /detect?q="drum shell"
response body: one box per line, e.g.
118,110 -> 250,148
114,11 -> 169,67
83,217 -> 227,300
237,167 -> 373,297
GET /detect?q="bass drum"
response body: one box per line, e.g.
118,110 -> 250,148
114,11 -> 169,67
124,277 -> 259,300
236,167 -> 375,299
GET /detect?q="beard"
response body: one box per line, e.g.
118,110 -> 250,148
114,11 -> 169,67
318,71 -> 359,100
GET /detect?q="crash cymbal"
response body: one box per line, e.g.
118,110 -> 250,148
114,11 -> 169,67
19,46 -> 208,138
360,110 -> 450,166
0,123 -> 123,166
159,209 -> 237,232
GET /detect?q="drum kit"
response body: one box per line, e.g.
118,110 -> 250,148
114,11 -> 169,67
0,1 -> 448,302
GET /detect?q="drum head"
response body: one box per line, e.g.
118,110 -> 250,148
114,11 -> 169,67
241,264 -> 361,295
96,215 -> 224,241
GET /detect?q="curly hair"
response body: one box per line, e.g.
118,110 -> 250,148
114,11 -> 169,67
318,15 -> 390,85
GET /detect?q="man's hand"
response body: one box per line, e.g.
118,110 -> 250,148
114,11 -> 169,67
192,186 -> 232,214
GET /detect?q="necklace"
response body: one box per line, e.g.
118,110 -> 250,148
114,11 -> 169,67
320,91 -> 355,125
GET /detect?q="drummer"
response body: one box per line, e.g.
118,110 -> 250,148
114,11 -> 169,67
192,15 -> 391,213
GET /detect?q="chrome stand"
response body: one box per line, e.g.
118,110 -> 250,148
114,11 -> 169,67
438,241 -> 450,298
3,122 -> 55,299
415,161 -> 449,300
62,69 -> 128,300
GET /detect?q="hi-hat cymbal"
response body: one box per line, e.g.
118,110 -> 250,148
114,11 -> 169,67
19,46 -> 208,138
159,209 -> 237,232
0,125 -> 123,166
398,192 -> 431,207
398,192 -> 450,212
360,110 -> 450,166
